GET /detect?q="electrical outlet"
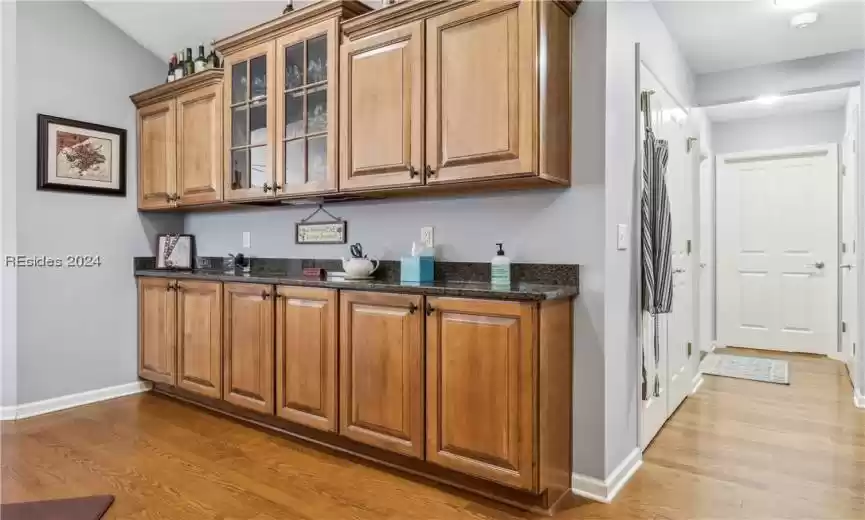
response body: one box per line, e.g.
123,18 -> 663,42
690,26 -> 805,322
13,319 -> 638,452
421,227 -> 434,248
242,231 -> 251,249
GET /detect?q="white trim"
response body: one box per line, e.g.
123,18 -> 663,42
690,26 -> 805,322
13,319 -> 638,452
855,389 -> 865,409
0,381 -> 151,421
571,448 -> 642,504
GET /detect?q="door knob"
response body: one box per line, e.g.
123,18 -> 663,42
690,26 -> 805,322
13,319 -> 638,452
806,261 -> 825,269
840,264 -> 854,270
673,268 -> 686,274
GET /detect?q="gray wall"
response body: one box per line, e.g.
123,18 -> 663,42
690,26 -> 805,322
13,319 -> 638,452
0,0 -> 17,408
712,109 -> 845,155
696,50 -> 865,107
14,1 -> 182,404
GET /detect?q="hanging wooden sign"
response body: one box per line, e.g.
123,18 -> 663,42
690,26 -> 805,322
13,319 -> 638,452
295,205 -> 347,244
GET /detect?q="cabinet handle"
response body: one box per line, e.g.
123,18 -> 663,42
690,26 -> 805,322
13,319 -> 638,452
274,183 -> 283,192
261,290 -> 270,300
409,166 -> 418,178
425,302 -> 435,316
262,183 -> 271,193
408,303 -> 418,314
425,165 -> 436,178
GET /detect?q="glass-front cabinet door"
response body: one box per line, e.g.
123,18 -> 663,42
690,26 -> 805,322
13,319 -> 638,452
275,19 -> 338,197
223,41 -> 276,201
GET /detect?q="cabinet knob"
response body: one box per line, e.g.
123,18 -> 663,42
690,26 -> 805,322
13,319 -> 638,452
409,166 -> 418,179
261,290 -> 270,300
425,302 -> 435,316
408,303 -> 418,314
262,183 -> 272,193
425,165 -> 436,178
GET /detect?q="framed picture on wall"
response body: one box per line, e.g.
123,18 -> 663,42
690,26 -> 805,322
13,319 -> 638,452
156,234 -> 195,270
36,113 -> 127,196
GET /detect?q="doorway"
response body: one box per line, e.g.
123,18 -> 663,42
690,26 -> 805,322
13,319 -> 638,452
716,144 -> 839,355
841,93 -> 859,382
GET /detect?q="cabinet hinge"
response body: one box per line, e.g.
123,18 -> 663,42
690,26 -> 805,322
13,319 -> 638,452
686,240 -> 692,255
842,321 -> 847,333
842,242 -> 847,254
687,342 -> 692,357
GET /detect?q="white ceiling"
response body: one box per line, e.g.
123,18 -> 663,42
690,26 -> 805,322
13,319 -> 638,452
653,0 -> 865,74
703,87 -> 850,122
86,1 -> 378,62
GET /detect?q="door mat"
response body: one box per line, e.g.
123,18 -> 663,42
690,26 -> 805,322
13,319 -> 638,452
0,494 -> 114,520
700,353 -> 790,385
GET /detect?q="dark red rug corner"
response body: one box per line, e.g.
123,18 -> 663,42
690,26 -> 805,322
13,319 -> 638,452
0,494 -> 114,520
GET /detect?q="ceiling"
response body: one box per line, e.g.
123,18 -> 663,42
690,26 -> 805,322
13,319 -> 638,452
653,0 -> 865,74
86,1 -> 378,62
703,87 -> 850,122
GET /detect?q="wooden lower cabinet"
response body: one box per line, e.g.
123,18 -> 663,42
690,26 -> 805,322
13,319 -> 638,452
275,286 -> 337,432
339,291 -> 424,458
176,280 -> 223,398
223,283 -> 275,414
425,297 -> 537,491
138,277 -> 177,384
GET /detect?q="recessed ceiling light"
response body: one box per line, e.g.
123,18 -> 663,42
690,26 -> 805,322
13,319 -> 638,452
754,95 -> 782,105
790,11 -> 819,28
774,0 -> 820,9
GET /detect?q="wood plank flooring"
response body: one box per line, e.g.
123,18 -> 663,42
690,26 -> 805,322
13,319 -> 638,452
2,349 -> 862,519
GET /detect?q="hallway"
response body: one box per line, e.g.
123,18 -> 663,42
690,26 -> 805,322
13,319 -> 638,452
1,351 -> 862,519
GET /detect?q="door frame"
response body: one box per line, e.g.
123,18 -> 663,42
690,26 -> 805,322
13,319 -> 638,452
715,143 -> 840,357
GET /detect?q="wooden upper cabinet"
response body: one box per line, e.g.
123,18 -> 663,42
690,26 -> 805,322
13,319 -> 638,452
275,286 -> 337,432
223,283 -> 275,414
275,19 -> 339,197
339,291 -> 424,458
176,280 -> 223,398
138,100 -> 176,209
340,22 -> 424,191
426,297 -> 537,491
425,1 -> 536,184
138,277 -> 176,384
176,83 -> 224,205
223,41 -> 277,201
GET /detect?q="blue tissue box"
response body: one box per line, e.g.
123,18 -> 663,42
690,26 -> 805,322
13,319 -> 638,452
401,255 -> 434,283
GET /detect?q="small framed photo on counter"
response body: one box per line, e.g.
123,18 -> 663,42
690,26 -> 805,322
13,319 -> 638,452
156,234 -> 195,270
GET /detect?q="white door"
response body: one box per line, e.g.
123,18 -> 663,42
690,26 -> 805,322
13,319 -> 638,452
841,105 -> 858,380
639,64 -> 695,449
699,156 -> 715,353
717,145 -> 839,354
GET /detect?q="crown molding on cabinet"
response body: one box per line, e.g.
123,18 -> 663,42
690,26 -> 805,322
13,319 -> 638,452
130,69 -> 223,107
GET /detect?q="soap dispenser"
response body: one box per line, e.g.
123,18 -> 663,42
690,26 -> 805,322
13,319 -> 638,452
491,243 -> 511,286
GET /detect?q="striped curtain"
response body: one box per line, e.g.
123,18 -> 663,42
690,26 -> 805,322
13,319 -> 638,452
640,90 -> 673,401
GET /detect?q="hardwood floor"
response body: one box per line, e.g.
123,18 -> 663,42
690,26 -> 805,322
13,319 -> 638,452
2,349 -> 862,519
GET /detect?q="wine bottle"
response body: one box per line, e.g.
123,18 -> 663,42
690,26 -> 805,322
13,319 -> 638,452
194,44 -> 206,73
183,48 -> 193,76
166,54 -> 176,82
174,49 -> 185,79
206,47 -> 221,69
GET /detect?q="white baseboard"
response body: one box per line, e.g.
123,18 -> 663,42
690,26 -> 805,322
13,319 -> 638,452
571,447 -> 642,503
0,381 -> 152,421
855,390 -> 865,409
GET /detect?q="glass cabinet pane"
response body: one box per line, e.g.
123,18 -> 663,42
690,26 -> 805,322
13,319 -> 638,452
284,139 -> 305,186
249,146 -> 269,187
306,85 -> 327,134
285,91 -> 303,140
249,102 -> 267,146
307,35 -> 327,84
230,149 -> 249,189
285,43 -> 304,91
231,63 -> 247,104
307,136 -> 327,183
250,55 -> 267,100
231,106 -> 248,147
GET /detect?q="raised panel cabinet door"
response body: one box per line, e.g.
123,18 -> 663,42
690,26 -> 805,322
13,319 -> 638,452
339,291 -> 424,458
340,22 -> 424,191
426,1 -> 536,184
275,286 -> 337,432
177,83 -> 224,205
223,283 -> 275,414
275,19 -> 339,197
223,41 -> 277,201
426,297 -> 537,491
176,280 -> 222,398
138,277 -> 176,384
138,100 -> 177,209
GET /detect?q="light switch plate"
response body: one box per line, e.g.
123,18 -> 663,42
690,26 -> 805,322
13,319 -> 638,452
616,224 -> 629,251
421,227 -> 434,248
242,231 -> 251,249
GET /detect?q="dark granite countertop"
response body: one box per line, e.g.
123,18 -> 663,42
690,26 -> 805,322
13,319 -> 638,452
134,268 -> 578,301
